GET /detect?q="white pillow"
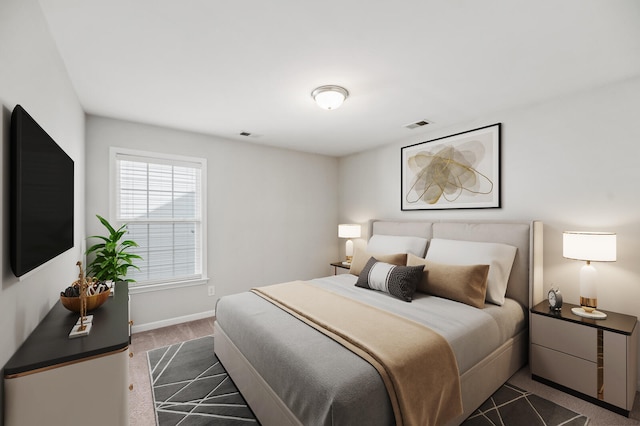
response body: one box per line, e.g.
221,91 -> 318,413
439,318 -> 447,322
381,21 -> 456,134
425,238 -> 517,306
367,235 -> 429,257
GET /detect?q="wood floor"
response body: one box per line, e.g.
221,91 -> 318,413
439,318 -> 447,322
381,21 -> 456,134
129,317 -> 640,426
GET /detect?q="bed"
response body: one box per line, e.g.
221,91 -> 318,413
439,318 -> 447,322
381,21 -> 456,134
214,220 -> 544,425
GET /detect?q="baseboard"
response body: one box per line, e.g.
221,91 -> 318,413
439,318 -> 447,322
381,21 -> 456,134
131,310 -> 215,333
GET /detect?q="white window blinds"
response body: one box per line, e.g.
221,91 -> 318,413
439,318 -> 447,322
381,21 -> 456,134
113,150 -> 206,286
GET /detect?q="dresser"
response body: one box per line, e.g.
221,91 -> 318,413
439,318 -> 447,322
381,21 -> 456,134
3,281 -> 130,426
530,301 -> 638,416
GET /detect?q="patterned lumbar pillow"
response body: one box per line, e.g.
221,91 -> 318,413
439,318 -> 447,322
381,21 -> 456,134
355,257 -> 424,302
349,248 -> 407,276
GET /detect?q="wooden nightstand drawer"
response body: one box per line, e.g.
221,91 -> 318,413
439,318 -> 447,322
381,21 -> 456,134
531,314 -> 596,361
531,344 -> 597,398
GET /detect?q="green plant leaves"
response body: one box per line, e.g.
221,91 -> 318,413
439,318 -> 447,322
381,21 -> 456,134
85,214 -> 142,282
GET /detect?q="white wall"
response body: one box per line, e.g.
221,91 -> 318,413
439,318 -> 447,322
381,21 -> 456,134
339,75 -> 640,383
0,0 -> 86,419
85,116 -> 339,330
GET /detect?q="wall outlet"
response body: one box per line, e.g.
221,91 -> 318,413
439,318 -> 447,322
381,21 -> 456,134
207,285 -> 215,296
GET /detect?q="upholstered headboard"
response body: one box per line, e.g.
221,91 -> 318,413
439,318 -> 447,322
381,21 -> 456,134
369,220 -> 543,308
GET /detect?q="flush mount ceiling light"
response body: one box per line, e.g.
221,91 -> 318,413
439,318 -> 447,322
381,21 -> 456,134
311,85 -> 349,110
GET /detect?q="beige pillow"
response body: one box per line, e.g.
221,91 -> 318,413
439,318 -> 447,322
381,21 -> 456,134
425,239 -> 516,306
349,248 -> 407,276
406,253 -> 490,309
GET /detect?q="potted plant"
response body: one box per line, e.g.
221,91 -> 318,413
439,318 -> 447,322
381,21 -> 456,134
86,214 -> 142,283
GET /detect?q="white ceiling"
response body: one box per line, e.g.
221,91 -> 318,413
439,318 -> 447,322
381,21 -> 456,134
38,0 -> 640,157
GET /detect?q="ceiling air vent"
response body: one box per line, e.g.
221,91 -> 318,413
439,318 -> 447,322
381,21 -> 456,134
404,120 -> 431,130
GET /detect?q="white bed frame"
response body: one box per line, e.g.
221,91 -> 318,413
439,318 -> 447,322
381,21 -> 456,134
215,220 -> 544,426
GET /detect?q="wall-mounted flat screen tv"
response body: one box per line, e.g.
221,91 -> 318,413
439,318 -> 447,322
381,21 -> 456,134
10,104 -> 74,277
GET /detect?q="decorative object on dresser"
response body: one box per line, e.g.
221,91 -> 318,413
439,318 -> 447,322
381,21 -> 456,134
401,123 -> 501,210
338,223 -> 361,265
86,214 -> 142,283
60,285 -> 110,313
530,300 -> 637,417
61,261 -> 112,338
562,231 -> 616,319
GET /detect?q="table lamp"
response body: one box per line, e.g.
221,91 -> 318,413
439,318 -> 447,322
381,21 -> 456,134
338,224 -> 361,265
562,231 -> 616,319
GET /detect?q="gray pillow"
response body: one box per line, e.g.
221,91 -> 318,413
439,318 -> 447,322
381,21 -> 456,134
355,257 -> 424,302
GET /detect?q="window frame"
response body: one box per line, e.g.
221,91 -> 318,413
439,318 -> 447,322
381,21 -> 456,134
109,147 -> 208,293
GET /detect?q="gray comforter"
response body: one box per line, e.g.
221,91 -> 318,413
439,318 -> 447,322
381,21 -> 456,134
215,274 -> 526,426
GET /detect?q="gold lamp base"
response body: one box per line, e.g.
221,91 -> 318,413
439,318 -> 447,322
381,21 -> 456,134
580,296 -> 598,312
577,296 -> 606,318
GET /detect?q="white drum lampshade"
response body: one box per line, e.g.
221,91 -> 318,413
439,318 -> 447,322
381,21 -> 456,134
338,224 -> 361,265
563,231 -> 616,318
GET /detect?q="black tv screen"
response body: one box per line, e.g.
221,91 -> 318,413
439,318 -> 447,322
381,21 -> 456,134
10,105 -> 74,277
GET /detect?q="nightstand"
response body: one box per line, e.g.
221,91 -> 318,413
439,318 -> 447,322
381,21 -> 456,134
530,300 -> 638,416
330,261 -> 351,275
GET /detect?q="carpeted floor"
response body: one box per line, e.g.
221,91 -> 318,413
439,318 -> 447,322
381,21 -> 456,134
148,335 -> 589,426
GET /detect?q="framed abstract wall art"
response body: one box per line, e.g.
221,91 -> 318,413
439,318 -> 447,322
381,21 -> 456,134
401,123 -> 501,210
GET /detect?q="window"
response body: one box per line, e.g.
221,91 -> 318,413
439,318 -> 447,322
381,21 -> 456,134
111,148 -> 207,289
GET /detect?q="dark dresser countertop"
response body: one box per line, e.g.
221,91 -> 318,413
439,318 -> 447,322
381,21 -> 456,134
4,281 -> 129,377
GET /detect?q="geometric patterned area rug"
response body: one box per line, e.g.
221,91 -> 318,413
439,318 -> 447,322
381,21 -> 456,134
147,336 -> 258,425
148,336 -> 588,426
462,382 -> 590,426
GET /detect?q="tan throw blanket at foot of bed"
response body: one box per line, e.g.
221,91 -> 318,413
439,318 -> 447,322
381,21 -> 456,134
252,281 -> 463,426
